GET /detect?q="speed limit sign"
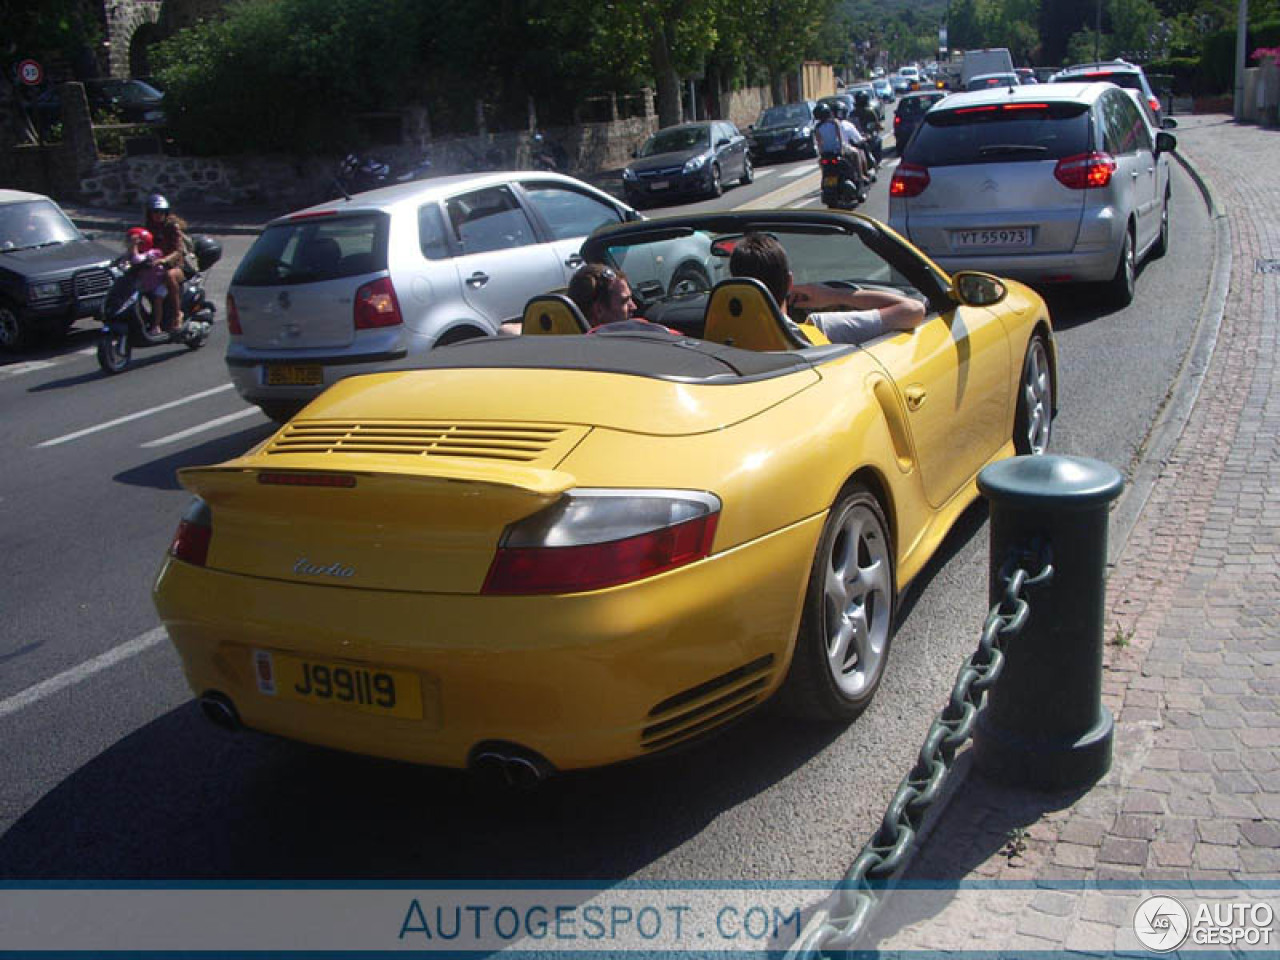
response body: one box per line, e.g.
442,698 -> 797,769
17,59 -> 43,86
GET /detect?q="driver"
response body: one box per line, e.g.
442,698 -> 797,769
567,264 -> 677,334
729,232 -> 924,343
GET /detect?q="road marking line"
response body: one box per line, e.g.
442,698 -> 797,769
141,406 -> 263,447
0,360 -> 58,380
36,383 -> 235,448
753,168 -> 777,177
0,627 -> 168,721
75,346 -> 97,356
781,166 -> 813,179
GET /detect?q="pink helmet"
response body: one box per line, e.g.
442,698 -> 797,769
127,227 -> 154,248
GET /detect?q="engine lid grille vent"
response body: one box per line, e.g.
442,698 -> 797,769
264,421 -> 579,464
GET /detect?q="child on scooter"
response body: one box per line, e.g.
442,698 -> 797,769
125,227 -> 167,336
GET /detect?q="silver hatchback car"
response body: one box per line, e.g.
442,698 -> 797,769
888,83 -> 1176,306
227,172 -> 657,422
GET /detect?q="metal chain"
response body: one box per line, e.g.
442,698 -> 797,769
785,539 -> 1053,959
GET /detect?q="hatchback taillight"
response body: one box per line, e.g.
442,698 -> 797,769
226,292 -> 242,335
169,497 -> 212,567
1054,151 -> 1117,189
354,277 -> 402,329
1148,95 -> 1161,116
890,163 -> 930,198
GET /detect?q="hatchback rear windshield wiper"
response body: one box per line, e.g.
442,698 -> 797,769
978,144 -> 1049,156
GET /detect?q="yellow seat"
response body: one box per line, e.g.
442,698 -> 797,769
702,277 -> 811,351
520,294 -> 589,335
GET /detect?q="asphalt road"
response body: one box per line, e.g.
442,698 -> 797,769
0,154 -> 1211,902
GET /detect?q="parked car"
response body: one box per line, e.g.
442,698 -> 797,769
154,207 -> 1057,775
872,77 -> 895,103
1049,60 -> 1173,128
966,72 -> 1021,91
892,90 -> 948,155
0,189 -> 116,350
889,83 -> 1175,307
747,101 -> 817,162
33,77 -> 166,133
225,171 -> 680,422
622,121 -> 752,206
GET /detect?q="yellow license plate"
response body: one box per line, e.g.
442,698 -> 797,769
253,650 -> 423,720
265,364 -> 323,386
822,175 -> 838,188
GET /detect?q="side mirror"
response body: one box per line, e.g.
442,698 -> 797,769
950,271 -> 1008,307
716,138 -> 730,148
1160,116 -> 1178,130
1155,131 -> 1177,154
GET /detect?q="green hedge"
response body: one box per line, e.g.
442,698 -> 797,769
1199,18 -> 1280,96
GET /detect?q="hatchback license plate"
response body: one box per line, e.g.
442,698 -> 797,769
952,228 -> 1032,248
265,364 -> 323,386
822,175 -> 839,188
255,650 -> 424,720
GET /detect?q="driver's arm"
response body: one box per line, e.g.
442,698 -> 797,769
791,285 -> 925,331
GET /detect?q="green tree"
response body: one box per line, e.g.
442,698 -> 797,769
1111,0 -> 1161,57
1066,26 -> 1113,63
738,0 -> 838,104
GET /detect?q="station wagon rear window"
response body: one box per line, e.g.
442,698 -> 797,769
906,102 -> 1091,166
233,212 -> 389,286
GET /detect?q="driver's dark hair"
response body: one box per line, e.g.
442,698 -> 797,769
729,232 -> 790,307
567,262 -> 627,318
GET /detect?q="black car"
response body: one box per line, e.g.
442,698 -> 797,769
622,121 -> 753,206
0,190 -> 116,350
33,77 -> 166,133
747,101 -> 816,162
892,91 -> 948,155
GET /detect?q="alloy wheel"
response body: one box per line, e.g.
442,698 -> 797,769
821,499 -> 892,699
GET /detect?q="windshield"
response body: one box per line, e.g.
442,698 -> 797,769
640,126 -> 710,156
906,102 -> 1091,166
233,213 -> 389,286
94,79 -> 164,103
0,200 -> 81,251
759,104 -> 812,126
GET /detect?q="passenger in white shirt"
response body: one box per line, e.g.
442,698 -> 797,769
728,232 -> 925,343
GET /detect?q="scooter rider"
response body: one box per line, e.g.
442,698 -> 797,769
813,101 -> 869,198
852,90 -> 883,170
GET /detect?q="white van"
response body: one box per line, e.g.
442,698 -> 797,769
960,48 -> 1015,87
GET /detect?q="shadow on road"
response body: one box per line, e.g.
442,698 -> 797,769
29,344 -> 205,393
0,698 -> 845,880
114,423 -> 275,491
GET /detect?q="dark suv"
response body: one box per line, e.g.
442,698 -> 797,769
0,190 -> 116,350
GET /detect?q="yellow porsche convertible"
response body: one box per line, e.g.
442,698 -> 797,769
153,210 -> 1056,781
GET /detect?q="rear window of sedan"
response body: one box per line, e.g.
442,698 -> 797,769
233,213 -> 388,286
904,101 -> 1091,166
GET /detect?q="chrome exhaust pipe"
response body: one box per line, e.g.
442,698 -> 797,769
468,743 -> 554,788
198,691 -> 241,732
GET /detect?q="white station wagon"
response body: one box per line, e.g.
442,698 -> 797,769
226,172 -> 714,422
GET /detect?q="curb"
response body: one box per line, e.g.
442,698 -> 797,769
1104,145 -> 1230,566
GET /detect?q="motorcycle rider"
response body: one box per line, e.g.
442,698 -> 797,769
813,101 -> 868,202
852,90 -> 883,172
143,194 -> 191,332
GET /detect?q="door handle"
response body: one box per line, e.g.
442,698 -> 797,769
905,386 -> 927,410
1131,170 -> 1140,179
466,271 -> 490,288
565,254 -> 584,268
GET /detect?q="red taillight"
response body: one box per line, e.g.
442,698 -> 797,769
483,513 -> 718,595
894,115 -> 902,127
1054,151 -> 1116,189
1148,96 -> 1161,115
169,498 -> 212,567
226,292 -> 242,335
354,277 -> 402,329
890,162 -> 931,198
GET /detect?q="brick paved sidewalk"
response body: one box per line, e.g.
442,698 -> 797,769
869,115 -> 1280,952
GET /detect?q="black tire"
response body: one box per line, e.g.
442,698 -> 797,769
739,155 -> 754,186
96,327 -> 131,374
1013,333 -> 1053,456
0,301 -> 31,352
1103,226 -> 1136,308
1152,189 -> 1170,258
780,483 -> 895,722
709,163 -> 723,198
668,262 -> 712,297
435,325 -> 486,347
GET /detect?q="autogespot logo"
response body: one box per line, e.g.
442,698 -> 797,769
1134,895 -> 1190,952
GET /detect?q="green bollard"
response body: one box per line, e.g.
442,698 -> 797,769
972,454 -> 1124,790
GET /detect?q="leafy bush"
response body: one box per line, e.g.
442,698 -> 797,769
1144,57 -> 1199,96
152,0 -> 427,155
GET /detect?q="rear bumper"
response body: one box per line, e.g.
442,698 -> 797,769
153,515 -> 822,771
226,345 -> 410,405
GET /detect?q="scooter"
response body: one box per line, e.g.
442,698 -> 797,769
818,152 -> 866,210
97,236 -> 222,374
332,151 -> 433,199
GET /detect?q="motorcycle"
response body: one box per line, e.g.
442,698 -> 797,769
332,151 -> 433,199
96,236 -> 222,375
530,132 -> 568,173
819,152 -> 866,210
